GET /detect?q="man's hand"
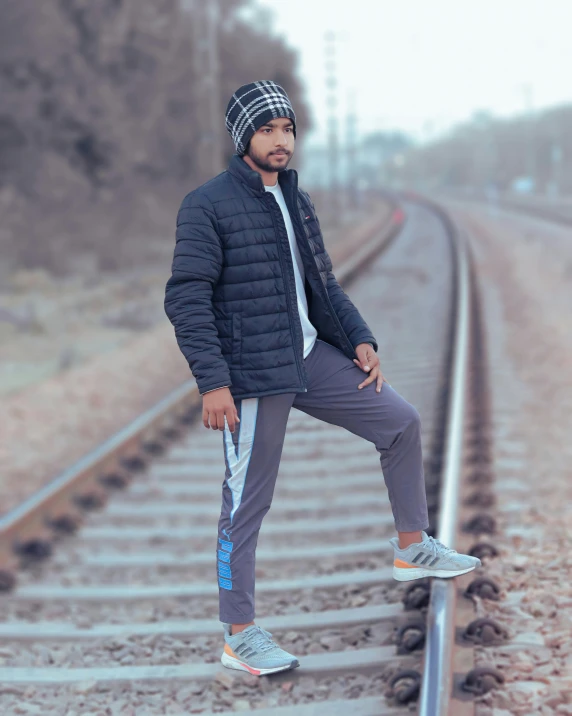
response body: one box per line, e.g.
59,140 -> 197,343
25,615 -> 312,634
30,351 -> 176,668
353,343 -> 389,393
203,387 -> 240,432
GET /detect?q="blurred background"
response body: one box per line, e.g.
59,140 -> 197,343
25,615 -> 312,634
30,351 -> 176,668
1,0 -> 571,507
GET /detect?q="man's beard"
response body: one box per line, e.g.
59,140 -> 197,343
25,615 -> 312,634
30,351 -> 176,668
246,145 -> 291,172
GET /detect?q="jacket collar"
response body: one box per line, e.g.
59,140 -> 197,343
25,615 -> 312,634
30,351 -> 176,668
227,153 -> 297,196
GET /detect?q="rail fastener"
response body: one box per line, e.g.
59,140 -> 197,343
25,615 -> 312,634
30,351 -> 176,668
461,617 -> 509,646
461,665 -> 505,696
464,576 -> 501,601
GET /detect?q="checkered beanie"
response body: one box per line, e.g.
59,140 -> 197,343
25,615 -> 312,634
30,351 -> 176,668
225,80 -> 297,156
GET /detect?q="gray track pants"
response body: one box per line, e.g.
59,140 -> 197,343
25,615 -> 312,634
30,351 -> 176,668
217,338 -> 430,624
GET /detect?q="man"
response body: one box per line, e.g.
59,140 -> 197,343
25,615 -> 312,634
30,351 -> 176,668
164,80 -> 480,676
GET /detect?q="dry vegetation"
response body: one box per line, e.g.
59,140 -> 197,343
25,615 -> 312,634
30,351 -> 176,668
0,0 -> 311,278
0,0 -> 319,396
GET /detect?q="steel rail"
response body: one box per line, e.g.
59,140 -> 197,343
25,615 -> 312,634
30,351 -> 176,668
418,210 -> 471,715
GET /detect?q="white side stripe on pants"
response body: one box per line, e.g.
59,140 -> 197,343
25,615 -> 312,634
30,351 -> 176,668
223,398 -> 259,523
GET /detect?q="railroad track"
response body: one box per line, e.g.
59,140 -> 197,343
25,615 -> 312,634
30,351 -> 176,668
442,189 -> 572,227
0,197 -> 503,715
495,196 -> 572,226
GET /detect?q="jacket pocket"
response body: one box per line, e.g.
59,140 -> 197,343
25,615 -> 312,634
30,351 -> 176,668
232,313 -> 242,366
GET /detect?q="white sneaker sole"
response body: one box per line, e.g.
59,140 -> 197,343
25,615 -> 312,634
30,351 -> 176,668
393,564 -> 477,581
221,651 -> 299,676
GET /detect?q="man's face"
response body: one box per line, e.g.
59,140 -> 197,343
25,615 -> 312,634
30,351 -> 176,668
245,117 -> 295,173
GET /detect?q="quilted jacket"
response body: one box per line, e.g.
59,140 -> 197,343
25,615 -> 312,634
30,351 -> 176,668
164,153 -> 378,400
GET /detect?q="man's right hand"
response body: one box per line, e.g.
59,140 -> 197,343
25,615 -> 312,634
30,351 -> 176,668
202,387 -> 240,432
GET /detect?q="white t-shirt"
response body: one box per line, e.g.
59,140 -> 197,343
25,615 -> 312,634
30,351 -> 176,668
264,181 -> 318,359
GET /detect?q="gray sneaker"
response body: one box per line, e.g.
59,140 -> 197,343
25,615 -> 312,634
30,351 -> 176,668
390,531 -> 481,581
221,623 -> 300,676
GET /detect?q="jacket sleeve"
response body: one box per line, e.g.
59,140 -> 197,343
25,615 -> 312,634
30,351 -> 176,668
164,191 -> 232,395
304,192 -> 379,354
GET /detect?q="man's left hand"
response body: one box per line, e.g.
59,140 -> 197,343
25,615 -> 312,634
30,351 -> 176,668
353,343 -> 389,393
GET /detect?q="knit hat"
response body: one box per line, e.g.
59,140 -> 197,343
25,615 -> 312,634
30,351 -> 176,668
225,80 -> 297,156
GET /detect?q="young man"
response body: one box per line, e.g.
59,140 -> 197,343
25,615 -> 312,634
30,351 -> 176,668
164,80 -> 480,676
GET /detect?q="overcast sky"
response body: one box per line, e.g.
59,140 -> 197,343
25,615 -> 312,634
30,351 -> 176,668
254,0 -> 572,145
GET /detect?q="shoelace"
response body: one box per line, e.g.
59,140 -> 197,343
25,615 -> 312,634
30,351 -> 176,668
423,535 -> 457,557
242,626 -> 278,653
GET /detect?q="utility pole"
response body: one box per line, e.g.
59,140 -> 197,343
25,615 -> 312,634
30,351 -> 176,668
548,110 -> 563,199
324,31 -> 340,203
345,87 -> 358,211
522,83 -> 536,191
187,0 -> 223,185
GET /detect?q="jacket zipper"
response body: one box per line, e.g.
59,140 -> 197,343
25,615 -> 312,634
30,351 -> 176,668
293,192 -> 356,359
264,192 -> 308,392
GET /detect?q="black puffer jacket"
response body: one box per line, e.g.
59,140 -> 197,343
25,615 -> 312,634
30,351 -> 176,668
164,153 -> 378,400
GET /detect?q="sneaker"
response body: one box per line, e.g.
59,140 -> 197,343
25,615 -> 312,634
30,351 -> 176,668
389,531 -> 481,581
221,623 -> 300,676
